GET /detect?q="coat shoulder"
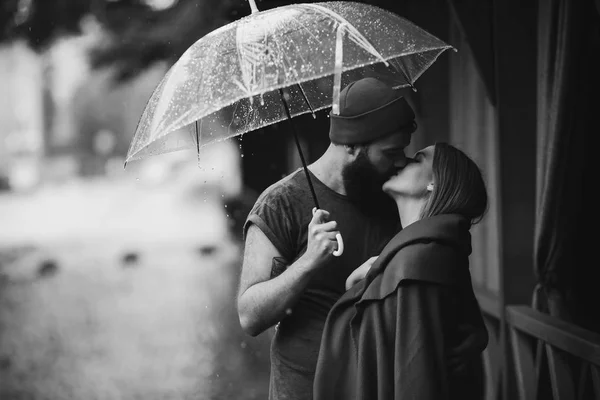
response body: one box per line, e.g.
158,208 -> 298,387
360,241 -> 468,302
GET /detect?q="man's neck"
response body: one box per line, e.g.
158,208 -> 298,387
309,146 -> 347,196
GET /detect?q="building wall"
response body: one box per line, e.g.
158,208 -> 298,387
0,42 -> 45,191
449,24 -> 501,294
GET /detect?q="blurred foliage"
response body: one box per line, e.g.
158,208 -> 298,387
0,0 -> 240,81
89,0 -> 241,82
0,0 -> 398,83
0,0 -> 93,49
0,0 -> 340,83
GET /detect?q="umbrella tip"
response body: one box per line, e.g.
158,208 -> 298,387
248,0 -> 259,13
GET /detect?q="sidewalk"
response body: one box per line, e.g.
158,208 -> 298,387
0,176 -> 270,399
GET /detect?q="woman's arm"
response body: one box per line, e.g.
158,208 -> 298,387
345,256 -> 378,290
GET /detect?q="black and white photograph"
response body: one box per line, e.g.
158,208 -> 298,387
0,0 -> 598,399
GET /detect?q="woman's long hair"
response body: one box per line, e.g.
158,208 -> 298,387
420,142 -> 488,225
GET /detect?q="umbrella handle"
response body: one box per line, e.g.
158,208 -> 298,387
333,233 -> 344,257
312,208 -> 344,257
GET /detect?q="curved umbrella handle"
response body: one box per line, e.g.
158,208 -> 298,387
312,208 -> 344,257
333,233 -> 344,257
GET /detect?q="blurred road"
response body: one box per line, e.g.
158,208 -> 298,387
0,176 -> 270,399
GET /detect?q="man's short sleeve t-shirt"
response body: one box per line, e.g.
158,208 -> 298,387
243,168 -> 399,400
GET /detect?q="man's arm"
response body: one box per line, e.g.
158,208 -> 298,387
237,209 -> 338,337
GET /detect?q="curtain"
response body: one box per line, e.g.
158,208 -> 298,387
449,22 -> 501,295
534,0 -> 599,331
447,0 -> 496,105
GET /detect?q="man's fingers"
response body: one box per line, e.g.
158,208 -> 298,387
317,220 -> 338,232
314,231 -> 340,243
311,208 -> 330,223
309,221 -> 338,239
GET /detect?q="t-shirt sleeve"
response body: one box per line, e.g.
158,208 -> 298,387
243,187 -> 297,262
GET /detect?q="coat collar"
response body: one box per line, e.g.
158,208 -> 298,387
352,214 -> 473,304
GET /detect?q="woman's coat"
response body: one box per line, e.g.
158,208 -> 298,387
313,214 -> 488,400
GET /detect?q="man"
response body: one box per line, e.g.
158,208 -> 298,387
237,77 -> 417,400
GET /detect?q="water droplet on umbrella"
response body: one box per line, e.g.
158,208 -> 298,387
198,244 -> 218,256
121,252 -> 140,267
38,259 -> 59,278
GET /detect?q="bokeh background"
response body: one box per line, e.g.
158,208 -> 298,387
0,1 -> 276,399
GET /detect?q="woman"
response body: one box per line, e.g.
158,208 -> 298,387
313,142 -> 489,400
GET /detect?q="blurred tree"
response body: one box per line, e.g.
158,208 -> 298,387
0,0 -> 94,50
0,0 -> 399,82
89,0 -> 241,82
0,0 -> 252,80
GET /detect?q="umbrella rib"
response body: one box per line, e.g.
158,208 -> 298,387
408,48 -> 452,86
297,83 -> 315,116
299,3 -> 387,65
389,58 -> 416,91
288,13 -> 321,43
228,101 -> 241,134
195,120 -> 200,163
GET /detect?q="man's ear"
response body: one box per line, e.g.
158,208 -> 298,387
345,144 -> 362,160
344,144 -> 366,162
344,144 -> 357,155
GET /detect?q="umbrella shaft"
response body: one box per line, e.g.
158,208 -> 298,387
248,0 -> 259,13
278,89 -> 320,210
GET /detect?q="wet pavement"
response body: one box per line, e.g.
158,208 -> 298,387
0,177 -> 270,399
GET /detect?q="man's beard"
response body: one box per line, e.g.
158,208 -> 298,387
342,152 -> 397,216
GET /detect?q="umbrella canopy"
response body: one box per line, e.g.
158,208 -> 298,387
125,1 -> 454,163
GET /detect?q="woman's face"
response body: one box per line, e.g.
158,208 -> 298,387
382,145 -> 435,197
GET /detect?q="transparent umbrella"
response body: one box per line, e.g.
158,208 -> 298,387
126,0 -> 453,162
126,0 -> 454,253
